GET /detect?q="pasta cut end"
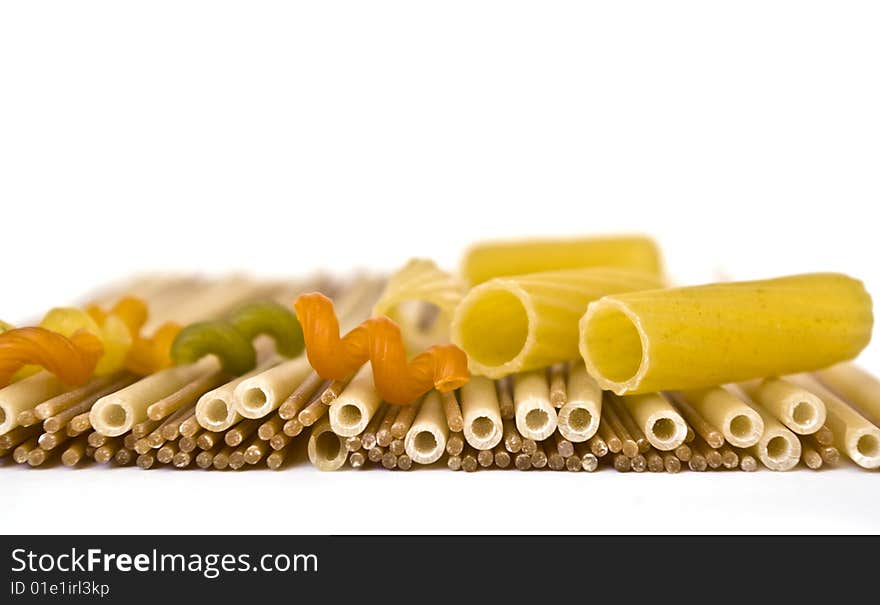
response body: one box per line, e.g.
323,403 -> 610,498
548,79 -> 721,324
452,283 -> 534,378
579,299 -> 647,394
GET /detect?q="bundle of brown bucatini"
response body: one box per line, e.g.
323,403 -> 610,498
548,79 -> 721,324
1,236 -> 877,473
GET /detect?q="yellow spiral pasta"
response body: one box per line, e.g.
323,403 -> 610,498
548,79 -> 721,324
451,268 -> 663,378
461,235 -> 663,286
372,258 -> 465,352
579,273 -> 873,395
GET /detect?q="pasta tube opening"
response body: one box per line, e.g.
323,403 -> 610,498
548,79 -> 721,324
454,287 -> 530,371
579,300 -> 645,388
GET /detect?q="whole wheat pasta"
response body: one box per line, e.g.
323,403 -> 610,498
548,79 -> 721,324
224,418 -> 260,447
297,393 -> 329,427
360,403 -> 388,450
502,418 -> 522,453
662,452 -> 681,473
740,378 -> 826,435
477,449 -> 494,468
667,393 -> 724,449
61,436 -> 89,466
496,377 -> 515,419
461,235 -> 663,286
554,433 -> 574,458
609,395 -> 650,454
549,364 -> 567,408
307,417 -> 347,471
719,445 -> 739,469
460,376 -> 503,450
146,369 -> 227,421
787,374 -> 880,469
676,386 -> 763,448
453,268 -> 662,378
493,445 -> 511,468
390,398 -> 420,440
600,396 -> 638,458
646,451 -> 664,472
557,363 -> 601,443
587,434 -> 608,458
270,432 -> 292,452
597,418 -> 622,454
440,391 -> 463,433
282,418 -> 303,438
801,443 -> 823,470
267,448 -> 290,470
257,415 -> 285,441
13,437 -> 39,464
546,443 -> 565,471
580,273 -> 873,395
0,425 -> 41,450
329,365 -> 382,437
233,356 -> 312,419
33,374 -> 122,420
513,370 -> 557,441
404,391 -> 449,464
630,453 -> 647,472
376,406 -> 398,447
90,357 -> 218,436
372,259 -> 466,352
278,372 -> 324,419
172,450 -> 193,469
816,364 -> 880,427
397,453 -> 413,470
348,451 -> 366,469
136,452 -> 156,470
381,449 -> 399,470
389,438 -> 405,457
0,372 -> 67,435
368,445 -> 385,464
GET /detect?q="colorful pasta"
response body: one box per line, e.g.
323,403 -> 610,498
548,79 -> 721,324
294,292 -> 469,405
461,235 -> 663,286
0,328 -> 104,388
451,268 -> 662,378
1,237 -> 878,477
580,273 -> 873,395
170,301 -> 304,375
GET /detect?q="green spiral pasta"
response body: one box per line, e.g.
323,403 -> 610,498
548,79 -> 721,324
227,301 -> 304,358
170,320 -> 257,375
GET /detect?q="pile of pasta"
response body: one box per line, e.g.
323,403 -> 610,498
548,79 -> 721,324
2,235 -> 878,474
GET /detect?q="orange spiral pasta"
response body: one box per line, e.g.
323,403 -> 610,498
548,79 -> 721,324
0,327 -> 104,387
294,293 -> 469,405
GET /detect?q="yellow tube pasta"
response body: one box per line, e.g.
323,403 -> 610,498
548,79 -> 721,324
372,259 -> 465,352
452,268 -> 662,378
461,235 -> 663,286
579,273 -> 873,395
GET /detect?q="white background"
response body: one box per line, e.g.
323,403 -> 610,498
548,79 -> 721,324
1,1 -> 878,534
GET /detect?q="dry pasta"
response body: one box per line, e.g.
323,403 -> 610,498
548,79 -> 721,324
580,273 -> 873,395
372,258 -> 465,352
452,268 -> 662,378
461,235 -> 663,286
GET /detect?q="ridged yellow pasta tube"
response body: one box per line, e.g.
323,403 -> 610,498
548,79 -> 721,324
452,268 -> 662,378
579,273 -> 873,395
461,235 -> 663,286
372,259 -> 465,352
